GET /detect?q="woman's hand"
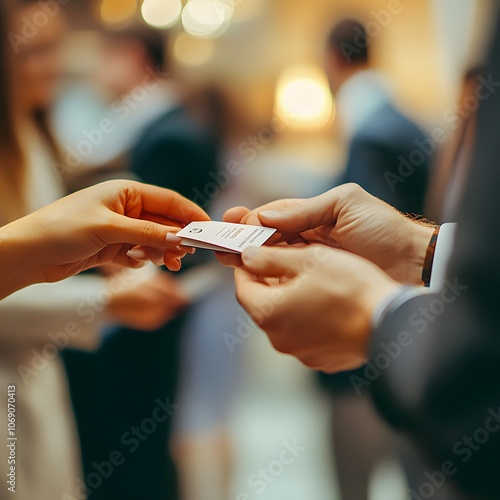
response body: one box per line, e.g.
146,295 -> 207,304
0,180 -> 209,298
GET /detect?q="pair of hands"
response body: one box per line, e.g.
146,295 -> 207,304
217,183 -> 434,373
0,180 -> 433,355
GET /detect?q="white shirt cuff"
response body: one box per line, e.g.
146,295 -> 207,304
430,223 -> 457,291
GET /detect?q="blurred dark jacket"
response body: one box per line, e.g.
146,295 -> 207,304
131,105 -> 220,204
343,102 -> 431,215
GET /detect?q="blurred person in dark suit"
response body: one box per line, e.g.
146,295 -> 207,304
316,18 -> 434,500
327,18 -> 431,213
62,26 -> 221,500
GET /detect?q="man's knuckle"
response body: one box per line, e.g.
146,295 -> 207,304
342,182 -> 363,197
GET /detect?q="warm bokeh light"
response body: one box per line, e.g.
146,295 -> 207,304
232,0 -> 265,23
173,32 -> 215,67
276,66 -> 334,130
141,0 -> 182,29
181,0 -> 233,38
100,0 -> 137,25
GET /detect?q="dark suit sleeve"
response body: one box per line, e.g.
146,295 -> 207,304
369,10 -> 500,498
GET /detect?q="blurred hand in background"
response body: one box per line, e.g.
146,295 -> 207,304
107,270 -> 189,331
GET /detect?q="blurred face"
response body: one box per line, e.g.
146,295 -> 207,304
97,37 -> 147,100
13,3 -> 66,111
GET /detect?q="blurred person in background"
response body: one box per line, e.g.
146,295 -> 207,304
316,18 -> 435,500
327,18 -> 431,210
52,25 -> 180,185
0,2 -> 187,499
61,26 -> 226,500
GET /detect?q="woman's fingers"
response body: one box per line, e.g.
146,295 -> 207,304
123,181 -> 211,225
126,245 -> 193,267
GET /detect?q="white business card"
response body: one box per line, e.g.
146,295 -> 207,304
177,221 -> 276,254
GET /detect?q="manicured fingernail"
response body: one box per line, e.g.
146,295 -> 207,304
166,233 -> 182,244
259,210 -> 282,219
242,246 -> 260,263
127,249 -> 146,260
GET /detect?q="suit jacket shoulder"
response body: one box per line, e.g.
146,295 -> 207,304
344,103 -> 432,214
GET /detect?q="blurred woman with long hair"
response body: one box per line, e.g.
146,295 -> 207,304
0,2 -> 186,499
0,3 -> 84,497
